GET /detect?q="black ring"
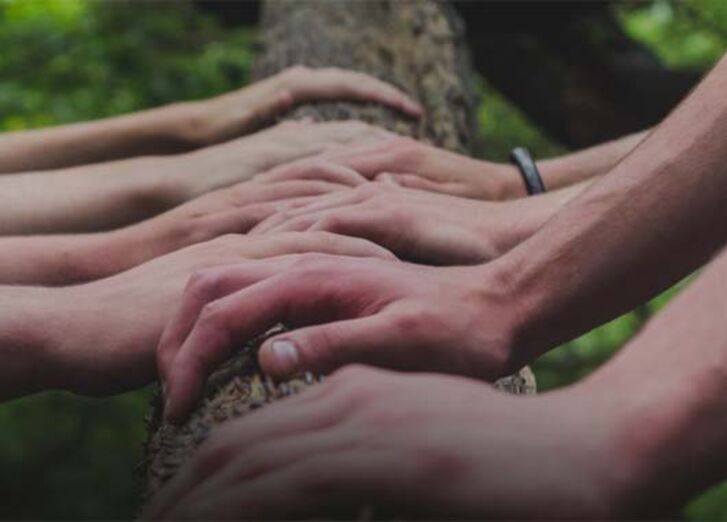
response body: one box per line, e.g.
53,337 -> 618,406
510,147 -> 546,195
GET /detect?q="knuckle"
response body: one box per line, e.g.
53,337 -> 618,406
185,269 -> 223,302
316,214 -> 345,232
197,301 -> 228,330
390,308 -> 431,337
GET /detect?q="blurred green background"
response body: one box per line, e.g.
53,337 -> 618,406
0,0 -> 725,518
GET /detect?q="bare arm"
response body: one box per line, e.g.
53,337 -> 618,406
0,176 -> 356,285
291,129 -> 648,201
0,120 -> 390,235
0,104 -> 199,173
501,54 -> 727,367
154,55 -> 727,420
248,169 -> 592,265
536,129 -> 648,192
0,66 -> 420,173
147,246 -> 727,520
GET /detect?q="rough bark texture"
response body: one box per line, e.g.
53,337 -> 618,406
144,0 -> 536,505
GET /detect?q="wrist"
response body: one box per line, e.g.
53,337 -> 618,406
480,161 -> 528,201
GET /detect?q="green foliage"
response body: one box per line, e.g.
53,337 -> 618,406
0,0 -> 725,519
0,0 -> 254,129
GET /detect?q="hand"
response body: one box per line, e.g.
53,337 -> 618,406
187,66 -> 422,146
44,233 -> 393,396
159,255 -> 520,423
124,178 -> 354,268
145,366 -> 628,519
255,135 -> 526,200
177,119 -> 395,200
251,182 -> 532,264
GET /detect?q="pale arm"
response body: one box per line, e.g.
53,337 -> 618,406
0,66 -> 420,173
0,104 -> 199,173
0,120 -> 390,235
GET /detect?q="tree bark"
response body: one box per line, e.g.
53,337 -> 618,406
144,0 -> 535,505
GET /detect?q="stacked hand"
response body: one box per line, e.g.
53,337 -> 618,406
253,136 -> 525,201
157,254 -> 522,423
44,232 -> 393,396
185,66 -> 421,147
250,182 -> 533,264
146,367 -> 628,520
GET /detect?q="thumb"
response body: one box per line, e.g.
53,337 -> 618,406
258,316 -> 390,378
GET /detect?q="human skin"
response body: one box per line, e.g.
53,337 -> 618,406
255,128 -> 647,200
158,53 -> 727,423
0,178 -> 358,285
249,180 -> 590,265
0,66 -> 421,173
145,245 -> 727,520
0,231 -> 394,402
0,120 -> 392,235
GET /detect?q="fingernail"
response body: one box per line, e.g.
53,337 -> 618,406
270,339 -> 300,373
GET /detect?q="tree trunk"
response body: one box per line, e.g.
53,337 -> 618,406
144,0 -> 535,506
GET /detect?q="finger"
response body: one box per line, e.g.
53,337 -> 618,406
292,68 -> 422,117
258,315 -> 397,378
156,260 -> 286,384
144,386 -> 326,519
249,190 -> 361,235
157,233 -> 393,383
165,450 -> 400,520
151,424 -> 350,520
373,172 -> 451,194
255,160 -> 367,187
164,275 -> 298,423
230,178 -> 348,206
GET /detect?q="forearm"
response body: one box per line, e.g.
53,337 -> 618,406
0,223 -> 176,285
492,56 -> 727,365
536,130 -> 649,192
0,155 -> 181,234
580,248 -> 727,515
0,102 -> 202,173
0,286 -> 63,400
487,179 -> 593,255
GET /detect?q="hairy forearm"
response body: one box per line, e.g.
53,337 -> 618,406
0,103 -> 201,174
494,56 -> 727,365
537,130 -> 648,192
